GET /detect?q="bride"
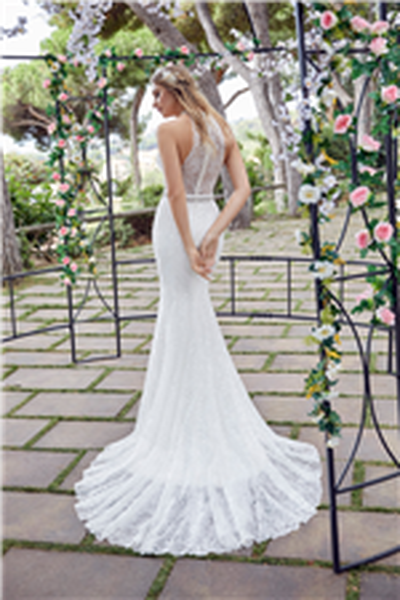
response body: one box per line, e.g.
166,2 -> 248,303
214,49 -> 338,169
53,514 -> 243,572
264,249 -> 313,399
75,63 -> 322,556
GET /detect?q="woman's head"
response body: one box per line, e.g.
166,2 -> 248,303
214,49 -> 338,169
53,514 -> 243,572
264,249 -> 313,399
151,63 -> 229,146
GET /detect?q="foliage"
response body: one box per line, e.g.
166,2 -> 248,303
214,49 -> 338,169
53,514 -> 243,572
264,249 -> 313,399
295,3 -> 400,445
140,183 -> 164,208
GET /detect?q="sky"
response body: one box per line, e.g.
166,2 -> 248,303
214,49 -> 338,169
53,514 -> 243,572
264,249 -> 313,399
1,0 -> 257,152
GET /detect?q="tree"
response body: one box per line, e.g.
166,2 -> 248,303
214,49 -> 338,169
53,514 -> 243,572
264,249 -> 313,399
1,148 -> 23,276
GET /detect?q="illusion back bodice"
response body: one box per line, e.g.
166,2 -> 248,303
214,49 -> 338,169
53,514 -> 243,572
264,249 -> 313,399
182,116 -> 225,197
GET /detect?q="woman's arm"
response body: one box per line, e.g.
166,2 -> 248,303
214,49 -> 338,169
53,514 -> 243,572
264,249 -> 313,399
157,122 -> 212,279
200,135 -> 251,266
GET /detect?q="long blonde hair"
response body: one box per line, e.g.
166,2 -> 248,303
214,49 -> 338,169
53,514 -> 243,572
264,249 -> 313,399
151,63 -> 230,148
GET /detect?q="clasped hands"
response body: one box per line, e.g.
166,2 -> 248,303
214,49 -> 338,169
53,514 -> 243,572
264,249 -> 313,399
188,230 -> 219,280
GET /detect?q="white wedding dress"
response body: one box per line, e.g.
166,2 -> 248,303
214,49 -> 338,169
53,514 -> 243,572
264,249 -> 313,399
75,116 -> 322,556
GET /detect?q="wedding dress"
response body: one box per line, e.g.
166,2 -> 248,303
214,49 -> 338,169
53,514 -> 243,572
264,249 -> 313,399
75,116 -> 322,556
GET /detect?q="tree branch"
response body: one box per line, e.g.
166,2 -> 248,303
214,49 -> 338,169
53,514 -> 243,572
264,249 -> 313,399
223,86 -> 249,110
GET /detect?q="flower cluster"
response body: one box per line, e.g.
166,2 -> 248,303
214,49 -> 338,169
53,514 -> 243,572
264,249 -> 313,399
296,4 -> 400,444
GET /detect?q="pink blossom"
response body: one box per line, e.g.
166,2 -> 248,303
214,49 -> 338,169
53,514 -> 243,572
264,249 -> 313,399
58,92 -> 69,102
320,11 -> 338,30
70,227 -> 77,237
116,62 -> 125,72
356,285 -> 373,304
62,256 -> 70,265
350,16 -> 371,33
58,139 -> 67,149
47,122 -> 56,135
334,114 -> 352,134
370,37 -> 388,56
370,20 -> 389,34
355,229 -> 371,249
94,111 -> 102,119
134,48 -> 143,58
359,165 -> 378,176
349,186 -> 370,208
62,114 -> 71,125
70,262 -> 78,273
75,135 -> 85,143
52,172 -> 61,181
59,183 -> 70,193
377,306 -> 395,326
381,85 -> 399,104
59,226 -> 68,236
247,51 -> 255,61
360,134 -> 381,152
57,54 -> 67,63
97,77 -> 107,89
374,221 -> 394,243
55,199 -> 65,207
63,276 -> 71,286
67,208 -> 76,217
73,57 -> 80,68
87,125 -> 95,134
105,49 -> 112,58
236,41 -> 245,52
180,45 -> 190,55
43,79 -> 51,89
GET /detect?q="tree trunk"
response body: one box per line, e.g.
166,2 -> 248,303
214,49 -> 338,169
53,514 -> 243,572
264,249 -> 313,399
125,0 -> 249,228
130,85 -> 145,195
1,149 -> 23,276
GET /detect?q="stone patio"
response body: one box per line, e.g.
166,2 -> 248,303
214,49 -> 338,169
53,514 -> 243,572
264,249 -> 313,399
2,214 -> 399,599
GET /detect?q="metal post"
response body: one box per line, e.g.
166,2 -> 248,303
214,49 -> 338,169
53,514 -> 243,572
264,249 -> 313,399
230,259 -> 236,315
67,285 -> 76,362
9,278 -> 17,338
326,446 -> 341,572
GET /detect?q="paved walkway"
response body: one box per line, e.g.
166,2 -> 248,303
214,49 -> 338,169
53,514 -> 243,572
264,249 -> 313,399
2,210 -> 399,599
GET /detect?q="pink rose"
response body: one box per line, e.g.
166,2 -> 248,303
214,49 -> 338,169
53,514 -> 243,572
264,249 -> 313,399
359,165 -> 378,176
58,139 -> 67,148
370,20 -> 389,34
55,199 -> 65,207
370,37 -> 388,56
349,186 -> 370,208
355,229 -> 370,249
350,16 -> 371,33
67,208 -> 76,217
134,48 -> 143,58
57,54 -> 67,63
73,57 -> 80,68
59,183 -> 70,193
236,41 -> 245,52
62,114 -> 71,125
180,45 -> 190,55
116,62 -> 125,72
97,77 -> 107,89
70,227 -> 77,237
76,135 -> 85,143
43,79 -> 51,89
70,262 -> 78,273
105,49 -> 112,58
320,11 -> 338,30
94,111 -> 102,119
52,172 -> 61,181
334,114 -> 352,134
59,226 -> 68,236
374,221 -> 394,243
381,85 -> 399,104
47,122 -> 56,135
360,134 -> 381,152
63,276 -> 71,286
87,125 -> 95,134
356,285 -> 373,304
377,306 -> 395,326
58,92 -> 69,102
247,51 -> 255,61
62,256 -> 70,265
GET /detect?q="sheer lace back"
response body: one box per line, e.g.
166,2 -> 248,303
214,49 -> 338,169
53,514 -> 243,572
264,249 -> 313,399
183,117 -> 225,197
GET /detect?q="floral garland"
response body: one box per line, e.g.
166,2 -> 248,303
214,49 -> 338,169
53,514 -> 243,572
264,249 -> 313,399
295,3 -> 400,445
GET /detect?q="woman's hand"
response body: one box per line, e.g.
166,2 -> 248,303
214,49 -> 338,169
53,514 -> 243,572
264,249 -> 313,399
187,246 -> 213,280
199,230 -> 219,270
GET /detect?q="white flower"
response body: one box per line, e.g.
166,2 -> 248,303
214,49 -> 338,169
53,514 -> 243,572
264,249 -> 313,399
292,159 -> 316,176
320,87 -> 336,108
310,412 -> 324,424
311,260 -> 336,280
323,175 -> 337,190
319,200 -> 336,218
299,184 -> 321,205
313,324 -> 335,342
326,362 -> 341,381
326,437 -> 340,448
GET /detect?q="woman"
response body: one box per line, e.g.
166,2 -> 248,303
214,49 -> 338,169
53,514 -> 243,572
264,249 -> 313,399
75,63 -> 322,556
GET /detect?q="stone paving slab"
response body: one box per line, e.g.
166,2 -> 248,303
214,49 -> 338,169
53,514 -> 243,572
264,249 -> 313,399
58,450 -> 99,490
96,369 -> 146,391
3,449 -> 77,488
219,323 -> 287,337
3,547 -> 163,599
359,572 -> 400,600
241,372 -> 304,394
16,391 -> 131,418
266,510 -> 399,566
364,466 -> 400,508
253,395 -> 309,422
4,367 -> 104,390
34,420 -> 133,449
5,333 -> 66,350
231,354 -> 266,370
3,491 -> 86,543
56,335 -> 145,352
337,373 -> 397,397
270,353 -> 316,371
86,353 -> 149,369
3,351 -> 71,366
160,560 -> 346,600
2,391 -> 30,415
3,418 -> 52,447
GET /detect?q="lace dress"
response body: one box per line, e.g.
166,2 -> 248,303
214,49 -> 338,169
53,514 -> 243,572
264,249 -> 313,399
74,116 -> 322,556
